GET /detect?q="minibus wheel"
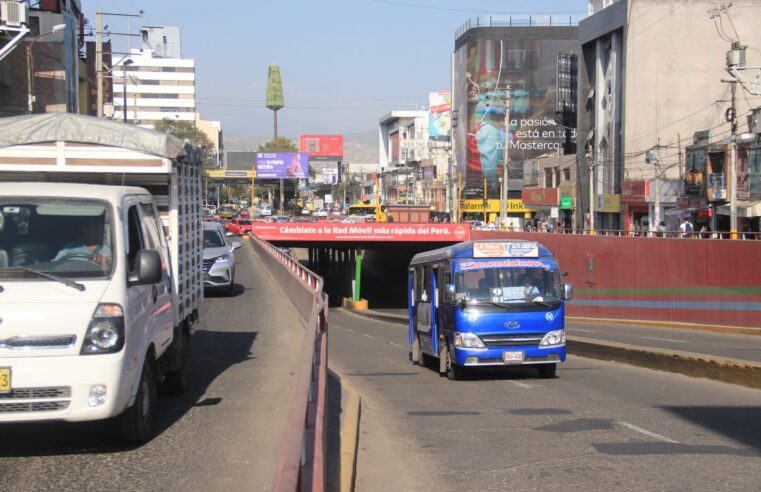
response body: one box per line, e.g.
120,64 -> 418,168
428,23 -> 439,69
537,363 -> 556,379
445,346 -> 464,381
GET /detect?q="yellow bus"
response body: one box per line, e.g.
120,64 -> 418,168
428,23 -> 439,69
347,204 -> 387,222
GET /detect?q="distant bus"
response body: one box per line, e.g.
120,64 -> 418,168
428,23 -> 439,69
347,204 -> 387,222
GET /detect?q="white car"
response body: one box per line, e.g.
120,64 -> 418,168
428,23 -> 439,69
203,222 -> 241,295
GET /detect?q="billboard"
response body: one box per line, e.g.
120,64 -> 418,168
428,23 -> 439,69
428,91 -> 452,140
255,152 -> 309,179
454,31 -> 578,199
299,134 -> 343,160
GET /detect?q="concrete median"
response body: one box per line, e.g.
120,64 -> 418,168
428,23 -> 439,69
568,336 -> 761,390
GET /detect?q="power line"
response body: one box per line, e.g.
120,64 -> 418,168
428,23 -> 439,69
367,0 -> 585,16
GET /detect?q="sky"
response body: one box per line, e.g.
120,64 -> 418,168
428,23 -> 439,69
84,0 -> 589,137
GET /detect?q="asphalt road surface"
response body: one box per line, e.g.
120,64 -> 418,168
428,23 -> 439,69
0,241 -> 304,492
329,309 -> 761,491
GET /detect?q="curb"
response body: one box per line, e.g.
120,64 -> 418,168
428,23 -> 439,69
328,368 -> 361,492
346,309 -> 761,390
568,336 -> 761,390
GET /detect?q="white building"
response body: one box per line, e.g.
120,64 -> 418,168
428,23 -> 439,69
112,48 -> 195,127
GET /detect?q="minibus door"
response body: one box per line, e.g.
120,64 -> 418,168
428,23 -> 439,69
430,266 -> 439,357
416,265 -> 433,354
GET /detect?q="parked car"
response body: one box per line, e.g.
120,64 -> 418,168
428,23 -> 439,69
203,221 -> 241,294
313,209 -> 328,218
289,216 -> 317,223
267,215 -> 290,223
225,218 -> 253,236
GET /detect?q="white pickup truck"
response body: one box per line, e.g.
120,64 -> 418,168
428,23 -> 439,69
0,113 -> 203,443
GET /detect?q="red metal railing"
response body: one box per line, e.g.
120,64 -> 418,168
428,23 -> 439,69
248,234 -> 328,492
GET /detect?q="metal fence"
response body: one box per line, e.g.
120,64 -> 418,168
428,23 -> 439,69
249,234 -> 328,492
470,225 -> 761,240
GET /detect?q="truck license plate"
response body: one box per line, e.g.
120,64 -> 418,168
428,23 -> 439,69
0,367 -> 10,394
502,351 -> 524,364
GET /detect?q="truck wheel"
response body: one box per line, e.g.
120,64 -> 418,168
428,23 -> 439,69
163,331 -> 190,395
537,363 -> 557,379
115,357 -> 156,445
445,346 -> 464,381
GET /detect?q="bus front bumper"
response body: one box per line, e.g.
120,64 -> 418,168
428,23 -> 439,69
455,345 -> 566,367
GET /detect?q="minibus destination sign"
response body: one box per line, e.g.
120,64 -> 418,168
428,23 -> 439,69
474,242 -> 539,258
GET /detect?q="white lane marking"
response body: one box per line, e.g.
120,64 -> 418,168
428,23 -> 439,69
388,341 -> 404,348
617,421 -> 679,443
508,381 -> 532,389
641,336 -> 687,344
569,328 -> 596,333
363,334 -> 374,339
346,328 -> 355,333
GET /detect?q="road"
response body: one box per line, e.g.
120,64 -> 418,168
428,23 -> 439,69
329,309 -> 761,491
0,241 -> 304,492
368,308 -> 761,363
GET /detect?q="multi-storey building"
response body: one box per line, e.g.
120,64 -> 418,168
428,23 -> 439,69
112,47 -> 195,127
578,0 -> 761,233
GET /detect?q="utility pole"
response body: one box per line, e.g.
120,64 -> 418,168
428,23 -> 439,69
586,144 -> 595,235
728,45 -> 740,239
647,145 -> 661,236
500,85 -> 511,228
96,10 -> 103,117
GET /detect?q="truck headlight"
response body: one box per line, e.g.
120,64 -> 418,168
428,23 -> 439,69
81,304 -> 125,355
539,330 -> 565,347
454,332 -> 485,349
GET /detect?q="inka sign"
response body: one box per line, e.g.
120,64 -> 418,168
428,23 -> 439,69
251,223 -> 471,242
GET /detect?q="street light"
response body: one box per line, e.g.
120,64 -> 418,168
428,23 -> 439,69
26,23 -> 65,114
121,59 -> 133,122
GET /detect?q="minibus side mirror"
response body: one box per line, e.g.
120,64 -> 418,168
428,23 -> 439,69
445,284 -> 456,302
563,283 -> 574,301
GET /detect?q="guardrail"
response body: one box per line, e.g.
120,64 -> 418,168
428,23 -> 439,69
471,225 -> 761,240
248,234 -> 328,492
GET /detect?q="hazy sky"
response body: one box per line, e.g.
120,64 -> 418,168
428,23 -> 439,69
85,0 -> 588,137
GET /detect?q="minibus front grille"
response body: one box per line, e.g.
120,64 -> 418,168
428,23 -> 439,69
481,333 -> 544,347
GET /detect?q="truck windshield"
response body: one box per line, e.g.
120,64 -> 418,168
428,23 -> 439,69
454,265 -> 562,304
0,198 -> 114,279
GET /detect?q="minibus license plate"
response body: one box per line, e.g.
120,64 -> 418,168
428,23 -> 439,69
502,351 -> 524,364
0,367 -> 10,394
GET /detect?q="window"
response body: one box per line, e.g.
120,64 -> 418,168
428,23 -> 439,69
126,205 -> 145,272
139,203 -> 163,249
563,168 -> 571,182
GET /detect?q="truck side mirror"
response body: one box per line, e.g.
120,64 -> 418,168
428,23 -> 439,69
128,249 -> 163,285
563,283 -> 574,301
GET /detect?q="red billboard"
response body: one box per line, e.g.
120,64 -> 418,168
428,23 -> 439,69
621,180 -> 650,203
521,188 -> 559,207
251,223 -> 470,242
299,134 -> 343,160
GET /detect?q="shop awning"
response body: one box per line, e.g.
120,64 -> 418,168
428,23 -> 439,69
717,201 -> 761,218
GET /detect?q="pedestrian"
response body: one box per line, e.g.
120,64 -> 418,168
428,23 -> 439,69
545,218 -> 554,233
679,217 -> 694,238
657,220 -> 667,238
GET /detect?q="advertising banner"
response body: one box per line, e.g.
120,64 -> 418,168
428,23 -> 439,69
299,134 -> 344,160
621,180 -> 650,203
251,223 -> 471,242
454,35 -> 577,199
521,188 -> 560,207
255,152 -> 309,179
462,199 -> 533,214
428,91 -> 452,140
596,194 -> 621,213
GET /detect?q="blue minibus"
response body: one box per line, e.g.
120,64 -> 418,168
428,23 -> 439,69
408,240 -> 573,380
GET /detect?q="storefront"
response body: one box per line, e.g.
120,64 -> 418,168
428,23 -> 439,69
559,184 -> 575,230
521,188 -> 560,229
461,199 -> 533,225
621,180 -> 650,231
596,194 -> 622,231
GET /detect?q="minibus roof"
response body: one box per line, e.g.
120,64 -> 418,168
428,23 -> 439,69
410,240 -> 556,266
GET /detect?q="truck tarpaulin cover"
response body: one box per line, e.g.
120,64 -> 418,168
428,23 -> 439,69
0,113 -> 198,162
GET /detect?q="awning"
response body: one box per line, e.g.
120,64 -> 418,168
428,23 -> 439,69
716,201 -> 761,218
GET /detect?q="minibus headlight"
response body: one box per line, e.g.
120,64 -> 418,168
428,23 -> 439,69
539,330 -> 565,347
454,332 -> 485,349
81,303 -> 125,355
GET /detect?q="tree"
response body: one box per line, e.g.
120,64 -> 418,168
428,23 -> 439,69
257,137 -> 298,152
154,119 -> 215,162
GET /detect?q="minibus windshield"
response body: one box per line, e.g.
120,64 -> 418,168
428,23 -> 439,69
453,264 -> 562,304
